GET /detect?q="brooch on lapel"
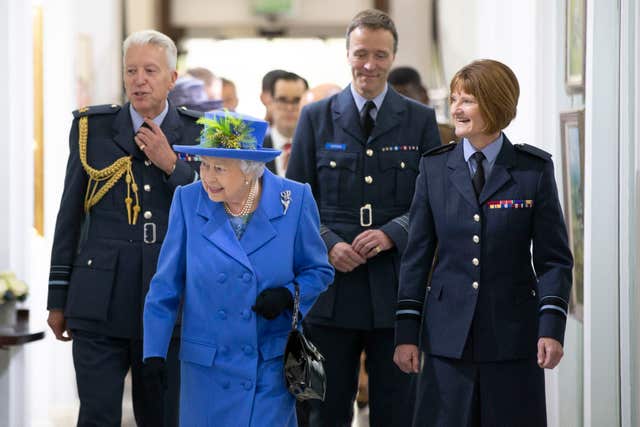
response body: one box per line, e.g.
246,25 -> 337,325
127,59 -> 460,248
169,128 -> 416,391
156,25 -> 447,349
281,190 -> 292,215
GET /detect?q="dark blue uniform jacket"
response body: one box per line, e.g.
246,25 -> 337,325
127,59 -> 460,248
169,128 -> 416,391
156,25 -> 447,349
47,102 -> 201,338
396,136 -> 573,361
286,86 -> 441,329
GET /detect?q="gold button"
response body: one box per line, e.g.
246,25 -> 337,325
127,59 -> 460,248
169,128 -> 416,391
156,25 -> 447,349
365,176 -> 373,184
473,235 -> 480,244
87,259 -> 92,266
329,160 -> 337,168
472,281 -> 479,290
144,160 -> 152,166
472,258 -> 479,266
144,184 -> 151,192
400,161 -> 406,169
144,211 -> 152,219
366,149 -> 374,157
473,214 -> 480,222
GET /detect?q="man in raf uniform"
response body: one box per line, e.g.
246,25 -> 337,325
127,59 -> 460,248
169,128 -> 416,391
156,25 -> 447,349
286,9 -> 441,426
46,30 -> 201,427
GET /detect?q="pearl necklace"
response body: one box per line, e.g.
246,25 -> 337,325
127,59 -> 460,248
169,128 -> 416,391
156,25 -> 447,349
224,179 -> 259,217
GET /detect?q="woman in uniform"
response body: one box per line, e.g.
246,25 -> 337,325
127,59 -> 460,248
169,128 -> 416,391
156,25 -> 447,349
393,59 -> 573,426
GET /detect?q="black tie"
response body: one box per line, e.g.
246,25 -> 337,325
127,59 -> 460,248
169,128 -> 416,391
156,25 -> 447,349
471,151 -> 486,198
361,101 -> 376,138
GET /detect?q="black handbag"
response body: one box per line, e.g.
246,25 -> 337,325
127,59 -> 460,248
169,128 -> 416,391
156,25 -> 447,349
283,282 -> 326,401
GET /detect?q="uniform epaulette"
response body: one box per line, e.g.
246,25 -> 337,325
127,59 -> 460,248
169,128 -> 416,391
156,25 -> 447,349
423,141 -> 457,157
514,143 -> 552,160
177,106 -> 204,119
72,104 -> 121,118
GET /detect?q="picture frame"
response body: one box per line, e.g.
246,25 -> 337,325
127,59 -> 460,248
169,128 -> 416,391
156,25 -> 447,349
565,0 -> 586,93
559,109 -> 585,321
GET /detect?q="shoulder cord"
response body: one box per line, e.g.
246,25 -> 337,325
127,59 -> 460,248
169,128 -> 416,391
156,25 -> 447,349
78,115 -> 140,225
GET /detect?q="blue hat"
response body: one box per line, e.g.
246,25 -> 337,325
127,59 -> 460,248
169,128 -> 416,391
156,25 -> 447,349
173,110 -> 280,163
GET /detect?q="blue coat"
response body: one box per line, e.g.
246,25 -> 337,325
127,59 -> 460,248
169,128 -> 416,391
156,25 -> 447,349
143,170 -> 334,427
286,85 -> 441,329
395,136 -> 573,361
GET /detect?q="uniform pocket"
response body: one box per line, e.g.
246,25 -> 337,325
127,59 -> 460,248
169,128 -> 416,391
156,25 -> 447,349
316,151 -> 358,206
65,245 -> 119,321
377,151 -> 420,206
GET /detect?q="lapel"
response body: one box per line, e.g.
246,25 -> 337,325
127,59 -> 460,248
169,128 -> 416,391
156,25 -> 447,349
112,103 -> 142,159
446,136 -> 517,209
112,102 -> 184,160
196,170 -> 286,270
197,186 -> 253,271
368,87 -> 405,143
447,142 -> 479,209
160,101 -> 184,147
239,170 -> 283,256
478,136 -> 516,205
333,87 -> 368,144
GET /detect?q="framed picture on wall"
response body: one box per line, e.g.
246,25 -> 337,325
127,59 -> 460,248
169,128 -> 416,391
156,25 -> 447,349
565,0 -> 586,93
560,109 -> 585,321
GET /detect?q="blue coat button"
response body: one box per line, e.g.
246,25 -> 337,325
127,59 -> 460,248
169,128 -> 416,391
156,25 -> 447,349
242,273 -> 252,282
217,273 -> 227,283
219,345 -> 229,354
242,380 -> 253,390
222,380 -> 230,389
241,310 -> 251,320
218,310 -> 227,319
242,345 -> 253,355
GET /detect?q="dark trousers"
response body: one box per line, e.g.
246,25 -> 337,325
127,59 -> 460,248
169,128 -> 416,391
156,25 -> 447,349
72,329 -> 180,427
302,324 -> 413,427
413,354 -> 547,427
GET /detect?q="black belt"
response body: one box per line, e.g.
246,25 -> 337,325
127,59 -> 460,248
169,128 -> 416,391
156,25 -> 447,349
89,221 -> 167,244
320,205 -> 406,227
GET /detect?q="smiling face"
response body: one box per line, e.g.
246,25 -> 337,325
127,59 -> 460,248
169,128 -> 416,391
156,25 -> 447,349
124,43 -> 177,118
450,88 -> 491,143
347,27 -> 396,99
199,156 -> 249,205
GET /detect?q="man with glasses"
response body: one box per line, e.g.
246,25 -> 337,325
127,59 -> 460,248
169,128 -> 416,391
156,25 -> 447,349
263,71 -> 308,176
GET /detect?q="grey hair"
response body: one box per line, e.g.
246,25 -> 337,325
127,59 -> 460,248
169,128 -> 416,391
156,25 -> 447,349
123,30 -> 177,71
239,160 -> 265,180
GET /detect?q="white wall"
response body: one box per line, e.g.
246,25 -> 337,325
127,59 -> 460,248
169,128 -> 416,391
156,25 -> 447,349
26,0 -> 123,425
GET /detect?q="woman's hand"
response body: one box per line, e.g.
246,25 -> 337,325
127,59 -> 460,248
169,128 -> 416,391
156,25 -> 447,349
252,287 -> 294,320
393,344 -> 420,373
537,337 -> 564,369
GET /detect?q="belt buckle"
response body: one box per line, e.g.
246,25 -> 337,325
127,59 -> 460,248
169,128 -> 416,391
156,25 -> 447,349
359,204 -> 372,227
143,222 -> 157,244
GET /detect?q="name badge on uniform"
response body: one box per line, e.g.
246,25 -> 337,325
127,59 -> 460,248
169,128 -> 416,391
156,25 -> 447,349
324,142 -> 346,151
488,199 -> 534,209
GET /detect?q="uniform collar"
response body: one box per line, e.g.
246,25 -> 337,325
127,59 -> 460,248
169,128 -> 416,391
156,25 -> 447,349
350,83 -> 388,119
129,101 -> 169,132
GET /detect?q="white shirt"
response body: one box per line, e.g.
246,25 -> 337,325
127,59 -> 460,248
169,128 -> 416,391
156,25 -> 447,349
269,127 -> 292,177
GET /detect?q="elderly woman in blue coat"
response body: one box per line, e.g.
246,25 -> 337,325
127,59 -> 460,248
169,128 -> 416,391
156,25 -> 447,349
142,110 -> 334,427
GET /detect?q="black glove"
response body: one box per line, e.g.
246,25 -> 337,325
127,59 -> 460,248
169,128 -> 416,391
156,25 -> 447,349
142,357 -> 167,391
252,287 -> 294,320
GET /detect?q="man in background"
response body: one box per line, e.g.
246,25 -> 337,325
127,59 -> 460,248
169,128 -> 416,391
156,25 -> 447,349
388,65 -> 456,144
259,69 -> 287,125
263,71 -> 308,176
220,77 -> 239,110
